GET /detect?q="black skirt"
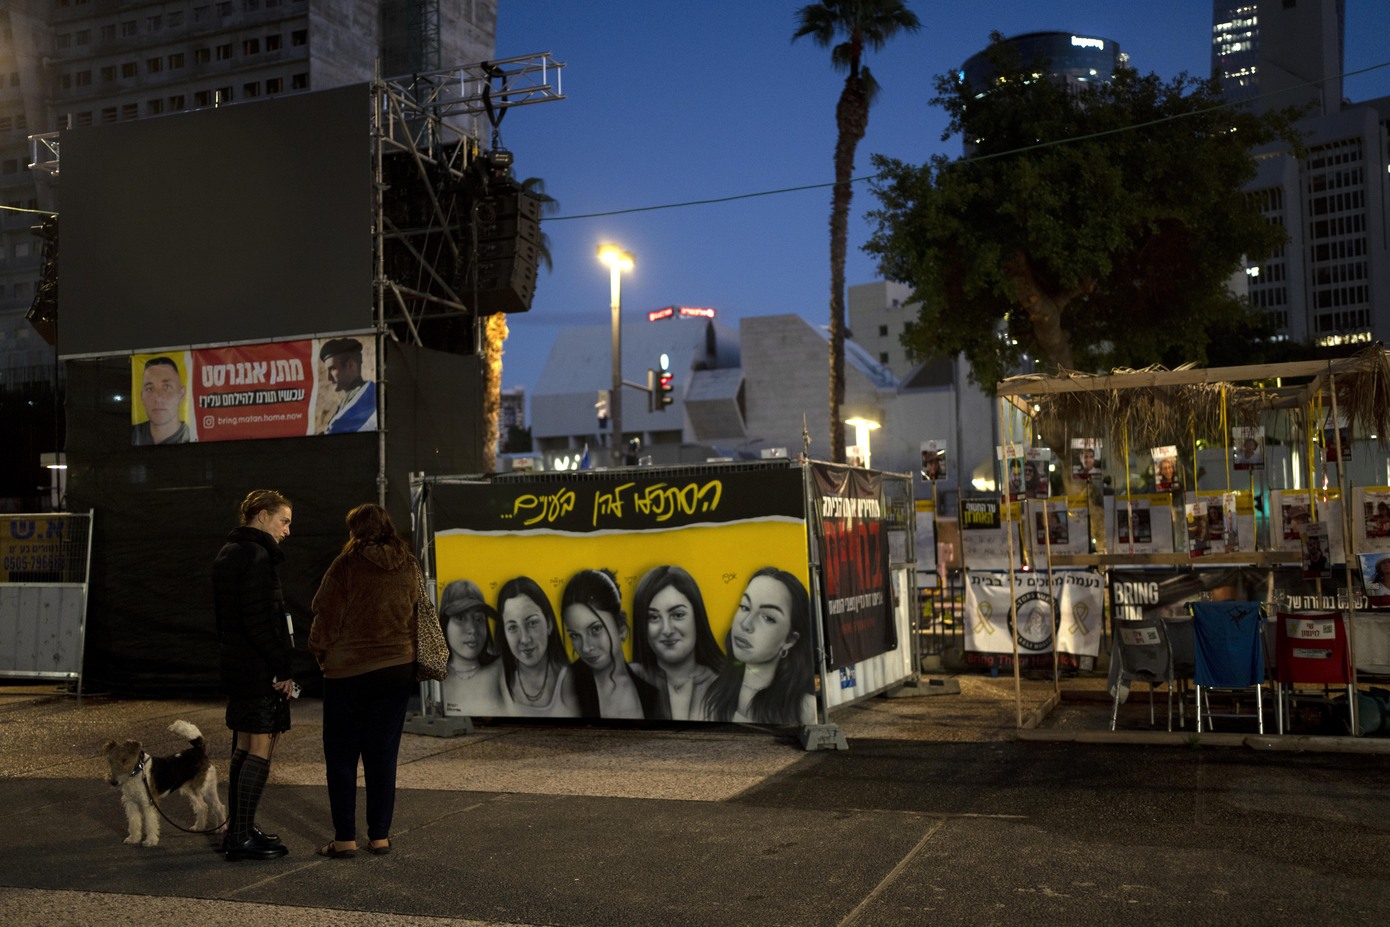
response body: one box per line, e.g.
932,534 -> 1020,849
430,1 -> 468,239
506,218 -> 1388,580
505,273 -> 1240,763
225,692 -> 291,734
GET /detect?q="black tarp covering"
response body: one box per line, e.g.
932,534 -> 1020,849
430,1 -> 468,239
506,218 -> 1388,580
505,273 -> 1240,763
65,340 -> 481,695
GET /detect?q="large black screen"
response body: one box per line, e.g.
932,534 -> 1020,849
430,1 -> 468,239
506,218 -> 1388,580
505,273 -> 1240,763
59,83 -> 372,357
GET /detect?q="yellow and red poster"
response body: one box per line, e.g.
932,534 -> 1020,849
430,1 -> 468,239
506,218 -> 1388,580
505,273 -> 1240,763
430,467 -> 815,726
129,334 -> 377,444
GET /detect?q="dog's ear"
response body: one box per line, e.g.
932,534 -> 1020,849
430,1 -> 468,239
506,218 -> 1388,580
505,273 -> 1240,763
123,740 -> 141,751
102,740 -> 116,754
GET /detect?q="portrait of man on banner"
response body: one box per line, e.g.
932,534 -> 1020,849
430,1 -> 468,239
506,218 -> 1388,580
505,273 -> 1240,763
131,353 -> 194,446
317,337 -> 378,434
1071,438 -> 1102,480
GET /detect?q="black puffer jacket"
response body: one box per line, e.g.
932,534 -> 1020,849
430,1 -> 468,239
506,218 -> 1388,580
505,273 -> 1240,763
212,526 -> 292,697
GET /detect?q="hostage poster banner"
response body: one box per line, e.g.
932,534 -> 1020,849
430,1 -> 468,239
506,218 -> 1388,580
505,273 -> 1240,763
130,333 -> 379,444
810,464 -> 896,671
430,467 -> 816,726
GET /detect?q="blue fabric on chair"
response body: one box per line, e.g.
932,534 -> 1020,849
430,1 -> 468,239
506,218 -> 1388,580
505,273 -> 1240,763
1191,601 -> 1265,687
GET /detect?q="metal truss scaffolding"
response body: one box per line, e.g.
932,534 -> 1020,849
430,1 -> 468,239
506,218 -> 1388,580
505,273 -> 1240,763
371,53 -> 565,354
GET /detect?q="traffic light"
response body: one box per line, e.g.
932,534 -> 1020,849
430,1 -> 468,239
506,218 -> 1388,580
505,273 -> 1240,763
647,354 -> 675,412
652,353 -> 674,411
657,368 -> 674,408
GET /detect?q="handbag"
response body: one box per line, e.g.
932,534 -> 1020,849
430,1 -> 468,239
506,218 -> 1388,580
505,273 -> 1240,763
412,562 -> 450,682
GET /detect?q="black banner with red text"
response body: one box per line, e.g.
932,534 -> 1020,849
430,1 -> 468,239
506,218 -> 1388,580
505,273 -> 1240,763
811,465 -> 896,670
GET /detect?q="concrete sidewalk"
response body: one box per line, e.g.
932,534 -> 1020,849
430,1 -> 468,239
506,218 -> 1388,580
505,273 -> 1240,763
4,676 -> 1389,926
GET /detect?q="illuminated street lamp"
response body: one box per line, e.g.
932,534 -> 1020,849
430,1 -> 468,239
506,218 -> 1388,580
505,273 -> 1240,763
845,416 -> 881,468
598,244 -> 634,460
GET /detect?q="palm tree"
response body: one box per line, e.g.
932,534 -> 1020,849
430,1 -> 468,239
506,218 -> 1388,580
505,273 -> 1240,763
481,176 -> 555,473
793,0 -> 920,463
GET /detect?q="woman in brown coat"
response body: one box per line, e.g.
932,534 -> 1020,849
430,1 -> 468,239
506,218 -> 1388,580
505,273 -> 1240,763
308,503 -> 419,858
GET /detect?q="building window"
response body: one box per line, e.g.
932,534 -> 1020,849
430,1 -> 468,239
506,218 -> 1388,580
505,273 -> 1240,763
291,29 -> 307,46
878,325 -> 888,337
194,90 -> 212,106
122,20 -> 137,36
194,48 -> 211,64
168,52 -> 185,69
217,1 -> 233,15
100,65 -> 117,81
101,107 -> 118,124
291,72 -> 307,89
217,86 -> 233,103
56,34 -> 72,49
147,57 -> 163,73
75,29 -> 90,45
265,34 -> 281,51
265,76 -> 282,93
75,70 -> 92,86
243,81 -> 260,98
122,61 -> 138,77
72,111 -> 92,127
147,99 -> 164,115
100,24 -> 116,41
216,43 -> 233,60
121,103 -> 138,120
146,14 -> 161,31
168,11 -> 183,27
193,6 -> 209,23
58,74 -> 72,90
243,38 -> 260,55
879,352 -> 889,363
169,94 -> 186,110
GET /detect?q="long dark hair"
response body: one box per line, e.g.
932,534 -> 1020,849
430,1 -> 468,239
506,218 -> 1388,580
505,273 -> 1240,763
560,568 -> 627,664
495,576 -> 567,691
631,565 -> 725,677
340,503 -> 411,560
702,567 -> 815,725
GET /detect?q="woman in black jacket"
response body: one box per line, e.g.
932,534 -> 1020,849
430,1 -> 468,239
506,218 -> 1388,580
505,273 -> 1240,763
212,489 -> 295,862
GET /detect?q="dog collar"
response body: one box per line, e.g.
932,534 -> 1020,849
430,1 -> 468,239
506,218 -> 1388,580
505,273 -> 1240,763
131,751 -> 149,778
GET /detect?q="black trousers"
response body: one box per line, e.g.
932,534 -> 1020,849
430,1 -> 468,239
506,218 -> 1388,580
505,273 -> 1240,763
321,663 -> 414,842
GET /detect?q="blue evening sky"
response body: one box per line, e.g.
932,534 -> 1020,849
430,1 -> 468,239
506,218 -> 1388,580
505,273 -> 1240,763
492,1 -> 1390,401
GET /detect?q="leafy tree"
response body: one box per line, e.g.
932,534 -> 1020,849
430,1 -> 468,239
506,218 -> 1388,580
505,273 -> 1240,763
864,34 -> 1304,390
794,0 -> 920,461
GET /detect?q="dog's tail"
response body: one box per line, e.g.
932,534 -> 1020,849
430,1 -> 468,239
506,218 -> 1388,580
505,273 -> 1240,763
168,720 -> 206,750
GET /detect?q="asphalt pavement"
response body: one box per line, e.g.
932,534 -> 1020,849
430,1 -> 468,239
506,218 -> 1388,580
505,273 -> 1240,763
2,675 -> 1388,927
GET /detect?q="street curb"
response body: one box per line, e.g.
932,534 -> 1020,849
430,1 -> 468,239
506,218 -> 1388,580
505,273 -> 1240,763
1016,728 -> 1390,753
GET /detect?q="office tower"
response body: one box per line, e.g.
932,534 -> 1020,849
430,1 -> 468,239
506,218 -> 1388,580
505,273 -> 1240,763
1218,0 -> 1388,347
1212,0 -> 1344,115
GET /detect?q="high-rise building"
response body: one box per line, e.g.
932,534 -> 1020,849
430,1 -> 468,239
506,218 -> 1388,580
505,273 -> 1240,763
0,0 -> 497,386
1215,0 -> 1388,348
1212,0 -> 1344,115
960,31 -> 1126,97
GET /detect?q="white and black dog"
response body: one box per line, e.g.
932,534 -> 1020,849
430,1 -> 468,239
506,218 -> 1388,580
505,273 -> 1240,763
103,720 -> 226,847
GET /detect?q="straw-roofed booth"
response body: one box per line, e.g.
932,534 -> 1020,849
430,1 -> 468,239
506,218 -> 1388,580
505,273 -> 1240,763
970,347 -> 1390,736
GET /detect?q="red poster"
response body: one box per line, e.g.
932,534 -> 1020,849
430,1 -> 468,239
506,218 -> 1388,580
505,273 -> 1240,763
190,340 -> 317,441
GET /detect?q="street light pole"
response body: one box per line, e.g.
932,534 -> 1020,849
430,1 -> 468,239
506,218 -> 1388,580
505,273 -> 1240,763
598,244 -> 634,463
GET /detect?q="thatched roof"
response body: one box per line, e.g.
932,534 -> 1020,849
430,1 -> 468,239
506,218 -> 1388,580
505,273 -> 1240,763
996,346 -> 1390,453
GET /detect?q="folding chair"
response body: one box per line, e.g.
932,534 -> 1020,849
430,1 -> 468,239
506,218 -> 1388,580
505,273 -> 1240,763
1274,611 -> 1353,735
1190,601 -> 1265,734
1110,617 -> 1176,731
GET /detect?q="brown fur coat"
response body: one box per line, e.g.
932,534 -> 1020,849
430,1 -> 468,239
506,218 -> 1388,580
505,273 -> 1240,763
308,542 -> 418,678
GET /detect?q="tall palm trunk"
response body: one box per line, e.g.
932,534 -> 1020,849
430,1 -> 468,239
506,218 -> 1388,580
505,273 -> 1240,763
829,73 -> 869,463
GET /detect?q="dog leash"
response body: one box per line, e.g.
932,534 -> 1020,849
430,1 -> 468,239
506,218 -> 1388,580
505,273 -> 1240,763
138,751 -> 229,835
